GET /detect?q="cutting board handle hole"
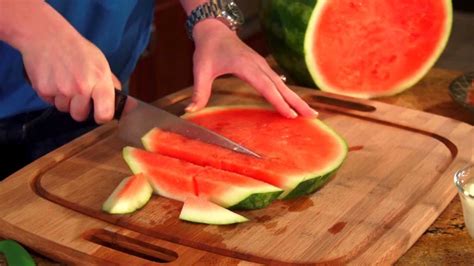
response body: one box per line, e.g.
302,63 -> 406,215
307,96 -> 376,112
83,229 -> 178,263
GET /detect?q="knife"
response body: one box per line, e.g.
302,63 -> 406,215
113,89 -> 261,158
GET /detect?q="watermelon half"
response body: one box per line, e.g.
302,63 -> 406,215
143,106 -> 347,199
179,197 -> 249,225
123,147 -> 283,209
102,173 -> 153,214
260,0 -> 452,98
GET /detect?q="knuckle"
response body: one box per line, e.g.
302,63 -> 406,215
74,77 -> 92,96
57,83 -> 73,97
93,64 -> 108,80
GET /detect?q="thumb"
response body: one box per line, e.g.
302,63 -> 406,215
187,66 -> 213,112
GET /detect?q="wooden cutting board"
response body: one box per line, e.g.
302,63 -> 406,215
0,78 -> 472,265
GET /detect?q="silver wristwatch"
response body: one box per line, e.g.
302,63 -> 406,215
185,0 -> 245,39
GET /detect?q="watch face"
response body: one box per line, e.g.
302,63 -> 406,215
217,0 -> 244,28
227,2 -> 245,25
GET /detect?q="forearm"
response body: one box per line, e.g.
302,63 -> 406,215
0,0 -> 77,52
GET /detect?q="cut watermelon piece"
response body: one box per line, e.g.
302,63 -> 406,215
123,147 -> 282,208
261,0 -> 452,98
123,147 -> 197,201
179,197 -> 249,225
143,106 -> 347,199
102,173 -> 153,214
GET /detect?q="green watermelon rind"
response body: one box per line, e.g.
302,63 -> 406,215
261,0 -> 453,98
284,164 -> 341,200
197,178 -> 283,210
201,182 -> 283,210
227,189 -> 282,210
102,175 -> 153,214
260,0 -> 317,87
183,105 -> 348,200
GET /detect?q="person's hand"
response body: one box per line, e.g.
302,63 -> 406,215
187,19 -> 318,118
3,1 -> 119,123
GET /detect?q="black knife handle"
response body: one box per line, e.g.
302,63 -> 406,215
114,89 -> 128,120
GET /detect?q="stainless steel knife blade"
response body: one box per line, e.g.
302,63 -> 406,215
114,89 -> 261,158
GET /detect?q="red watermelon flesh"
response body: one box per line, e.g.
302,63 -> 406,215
311,0 -> 451,97
123,147 -> 282,209
123,147 -> 197,201
142,106 -> 347,199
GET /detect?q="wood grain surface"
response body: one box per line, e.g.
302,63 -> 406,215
0,78 -> 472,265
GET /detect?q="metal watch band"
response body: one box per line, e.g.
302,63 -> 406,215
185,2 -> 219,39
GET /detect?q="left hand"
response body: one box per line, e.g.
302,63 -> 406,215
187,19 -> 318,119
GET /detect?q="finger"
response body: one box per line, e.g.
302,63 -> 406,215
269,76 -> 318,117
280,87 -> 318,117
112,73 -> 122,90
187,64 -> 213,112
54,95 -> 71,113
70,95 -> 91,122
40,96 -> 55,105
233,63 -> 297,118
256,62 -> 318,118
91,74 -> 115,124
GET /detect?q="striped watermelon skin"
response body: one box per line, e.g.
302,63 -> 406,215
260,0 -> 316,87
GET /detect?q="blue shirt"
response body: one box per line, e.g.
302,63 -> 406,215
0,0 -> 155,119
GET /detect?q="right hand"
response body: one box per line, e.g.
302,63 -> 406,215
17,2 -> 120,123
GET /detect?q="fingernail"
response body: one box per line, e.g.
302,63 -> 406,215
186,103 -> 196,112
312,109 -> 319,117
288,109 -> 298,118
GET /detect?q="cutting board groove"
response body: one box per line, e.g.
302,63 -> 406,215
83,229 -> 178,262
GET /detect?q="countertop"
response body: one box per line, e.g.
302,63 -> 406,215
1,67 -> 473,265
